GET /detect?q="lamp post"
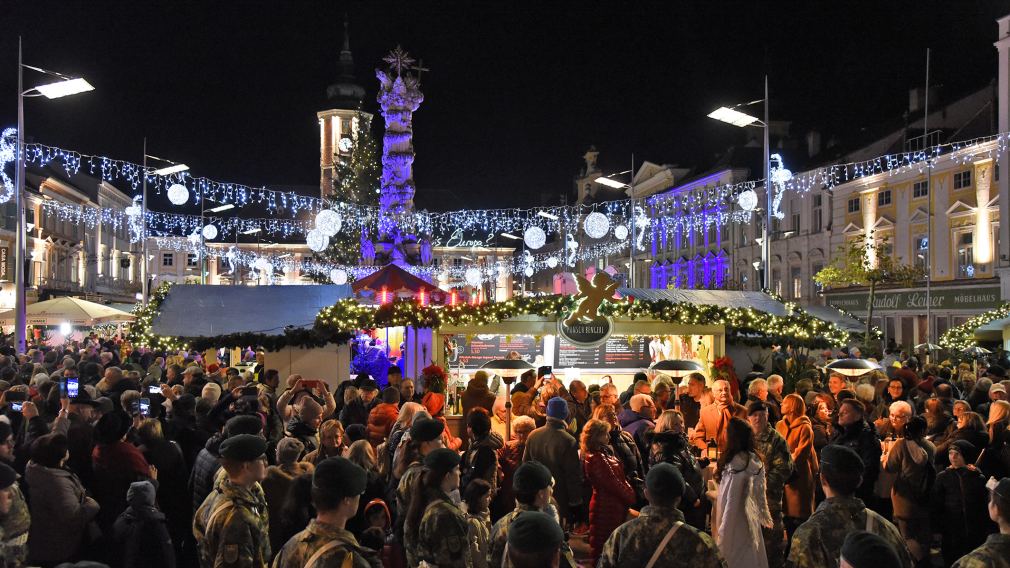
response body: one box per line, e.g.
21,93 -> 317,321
708,76 -> 771,291
595,166 -> 636,287
15,37 -> 94,353
142,150 -> 189,303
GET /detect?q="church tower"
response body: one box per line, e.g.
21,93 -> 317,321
318,18 -> 372,198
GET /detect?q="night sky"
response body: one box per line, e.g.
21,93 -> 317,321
3,1 -> 1010,213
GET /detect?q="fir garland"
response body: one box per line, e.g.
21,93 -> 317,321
940,302 -> 1010,351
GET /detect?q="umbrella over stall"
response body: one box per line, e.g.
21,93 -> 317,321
0,296 -> 136,327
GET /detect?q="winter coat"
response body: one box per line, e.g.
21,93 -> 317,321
494,439 -> 526,517
829,419 -> 882,503
646,430 -> 706,529
930,465 -> 995,566
776,414 -> 818,519
566,396 -> 593,436
716,452 -> 772,568
884,437 -> 936,519
284,417 -> 320,455
189,435 -> 224,512
140,437 -> 191,551
25,461 -> 101,564
112,481 -> 175,568
463,432 -> 504,495
690,402 -> 747,452
583,447 -> 635,565
91,440 -> 152,533
982,419 -> 1010,479
934,426 -> 990,469
262,463 -> 313,554
461,379 -> 496,422
366,402 -> 400,447
609,427 -> 645,483
522,419 -> 583,520
339,397 -> 376,427
617,408 -> 655,457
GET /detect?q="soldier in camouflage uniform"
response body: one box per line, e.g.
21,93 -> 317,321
273,457 -> 380,568
395,418 -> 445,567
599,463 -> 726,568
0,464 -> 27,568
952,477 -> 1010,568
413,448 -> 472,568
748,401 -> 794,568
193,434 -> 271,568
787,445 -> 912,568
489,461 -> 575,568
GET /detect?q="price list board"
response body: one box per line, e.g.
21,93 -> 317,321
554,335 -> 652,369
447,334 -> 543,368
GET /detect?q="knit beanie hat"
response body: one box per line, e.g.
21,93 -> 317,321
546,396 -> 568,420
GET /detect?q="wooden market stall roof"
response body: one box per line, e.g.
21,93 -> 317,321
616,288 -> 789,315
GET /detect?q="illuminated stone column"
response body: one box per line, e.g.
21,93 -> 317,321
375,46 -> 423,241
975,160 -> 994,265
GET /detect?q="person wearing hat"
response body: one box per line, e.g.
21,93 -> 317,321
839,531 -> 901,568
523,396 -> 584,526
395,418 -> 446,566
504,511 -> 565,568
931,440 -> 994,566
598,463 -> 723,568
953,477 -> 1010,567
620,393 -> 657,458
365,387 -> 400,447
489,460 -> 576,568
0,461 -> 28,566
273,457 -> 380,568
190,414 -> 263,513
92,410 -> 155,533
409,448 -> 471,568
339,378 -> 380,428
193,434 -> 271,567
787,444 -> 912,568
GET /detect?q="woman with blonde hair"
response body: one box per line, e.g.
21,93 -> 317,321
647,409 -> 706,528
345,439 -> 387,535
382,401 -> 424,478
982,399 -> 1010,478
302,419 -> 344,464
580,418 -> 635,565
775,393 -> 817,534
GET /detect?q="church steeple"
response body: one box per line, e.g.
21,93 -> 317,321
326,16 -> 366,109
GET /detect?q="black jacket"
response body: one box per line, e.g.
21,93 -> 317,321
829,420 -> 882,502
112,481 -> 175,568
930,465 -> 995,563
646,431 -> 705,529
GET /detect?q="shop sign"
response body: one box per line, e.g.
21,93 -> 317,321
828,286 -> 1000,313
558,273 -> 619,347
0,247 -> 6,281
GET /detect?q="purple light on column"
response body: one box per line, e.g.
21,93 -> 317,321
375,47 -> 423,240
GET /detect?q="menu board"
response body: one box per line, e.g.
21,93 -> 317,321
446,334 -> 543,368
554,335 -> 652,369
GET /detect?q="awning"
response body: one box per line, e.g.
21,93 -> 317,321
0,297 -> 136,327
352,264 -> 440,296
151,284 -> 352,338
617,288 -> 789,316
804,305 -> 866,334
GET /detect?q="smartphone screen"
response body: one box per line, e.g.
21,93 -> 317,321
139,398 -> 150,417
148,384 -> 162,394
59,380 -> 67,398
538,365 -> 552,379
10,402 -> 22,412
67,378 -> 79,399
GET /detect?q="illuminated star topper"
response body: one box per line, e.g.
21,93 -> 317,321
383,46 -> 416,76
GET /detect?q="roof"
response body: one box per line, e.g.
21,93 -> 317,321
803,305 -> 866,334
151,284 -> 352,337
616,288 -> 788,316
0,297 -> 135,326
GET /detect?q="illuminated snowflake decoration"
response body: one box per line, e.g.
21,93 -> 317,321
315,209 -> 343,237
464,267 -> 482,287
737,189 -> 758,212
0,129 -> 16,204
167,183 -> 190,206
613,225 -> 629,240
201,224 -> 218,240
306,229 -> 329,252
330,268 -> 348,285
583,212 -> 610,239
523,226 -> 546,250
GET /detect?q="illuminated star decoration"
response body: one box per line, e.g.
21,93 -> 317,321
383,46 -> 416,76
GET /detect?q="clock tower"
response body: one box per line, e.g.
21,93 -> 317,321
318,18 -> 372,198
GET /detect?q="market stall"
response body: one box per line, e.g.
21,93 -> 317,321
0,296 -> 136,345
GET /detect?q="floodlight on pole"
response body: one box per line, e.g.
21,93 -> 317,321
152,163 -> 189,176
33,77 -> 94,99
537,210 -> 559,220
241,228 -> 262,235
500,233 -> 520,240
208,204 -> 235,213
707,106 -> 762,127
594,176 -> 628,189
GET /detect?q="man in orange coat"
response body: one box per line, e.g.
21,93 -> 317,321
690,379 -> 746,452
366,387 -> 400,447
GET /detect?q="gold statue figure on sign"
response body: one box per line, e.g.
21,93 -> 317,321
565,272 -> 620,325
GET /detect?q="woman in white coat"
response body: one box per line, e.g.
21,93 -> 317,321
715,416 -> 773,568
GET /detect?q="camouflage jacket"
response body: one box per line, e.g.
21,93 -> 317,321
272,519 -> 380,568
488,503 -> 575,568
416,491 -> 471,568
786,496 -> 912,568
0,483 -> 28,568
194,478 -> 271,568
753,425 -> 793,517
598,505 -> 726,568
396,461 -> 423,565
952,534 -> 1010,568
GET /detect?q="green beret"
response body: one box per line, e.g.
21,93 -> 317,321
0,463 -> 16,491
313,457 -> 367,497
840,531 -> 900,568
513,461 -> 552,493
646,462 -> 685,501
219,434 -> 267,462
410,418 -> 444,442
819,444 -> 864,475
224,414 -> 263,436
507,511 -> 563,553
423,448 -> 461,473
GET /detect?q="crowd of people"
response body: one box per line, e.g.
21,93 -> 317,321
0,339 -> 1007,567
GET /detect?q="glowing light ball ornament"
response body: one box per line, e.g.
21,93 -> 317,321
315,209 -> 343,236
464,267 -> 482,287
329,268 -> 348,285
523,226 -> 546,250
737,189 -> 758,212
583,212 -> 610,239
167,183 -> 190,206
524,267 -> 534,277
614,225 -> 629,240
201,224 -> 218,240
546,257 -> 559,269
253,257 -> 272,274
306,229 -> 329,252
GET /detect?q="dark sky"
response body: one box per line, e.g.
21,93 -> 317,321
3,1 -> 1010,212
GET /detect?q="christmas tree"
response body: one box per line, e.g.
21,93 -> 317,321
311,110 -> 380,277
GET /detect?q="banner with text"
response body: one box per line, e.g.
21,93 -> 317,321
827,286 -> 1000,313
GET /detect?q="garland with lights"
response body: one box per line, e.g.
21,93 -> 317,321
939,302 -> 1010,351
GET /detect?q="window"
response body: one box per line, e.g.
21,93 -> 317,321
186,253 -> 198,268
772,268 -> 782,297
847,197 -> 860,213
877,190 -> 892,206
954,170 -> 972,190
811,195 -> 822,233
791,212 -> 800,233
957,232 -> 974,278
876,240 -> 893,261
812,263 -> 824,291
914,235 -> 928,272
913,181 -> 929,198
161,253 -> 173,267
791,266 -> 802,298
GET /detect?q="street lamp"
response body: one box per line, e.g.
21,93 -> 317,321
141,145 -> 189,304
708,76 -> 771,291
594,164 -> 637,287
15,38 -> 94,353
